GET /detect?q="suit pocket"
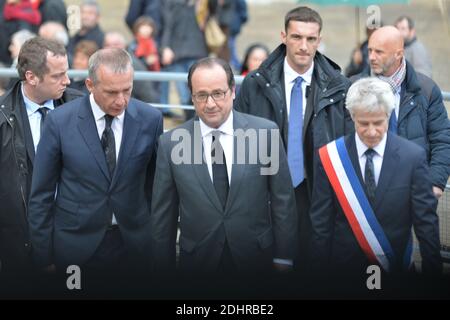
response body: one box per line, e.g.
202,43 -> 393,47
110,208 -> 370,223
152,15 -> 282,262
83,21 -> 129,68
257,228 -> 274,250
406,114 -> 425,140
55,196 -> 79,227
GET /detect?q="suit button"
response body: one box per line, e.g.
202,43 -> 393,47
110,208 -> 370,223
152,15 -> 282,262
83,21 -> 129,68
1,105 -> 4,108
266,83 -> 270,87
24,243 -> 29,247
330,98 -> 334,103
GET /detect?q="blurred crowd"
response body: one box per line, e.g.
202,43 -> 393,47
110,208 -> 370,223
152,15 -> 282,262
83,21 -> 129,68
0,0 -> 435,118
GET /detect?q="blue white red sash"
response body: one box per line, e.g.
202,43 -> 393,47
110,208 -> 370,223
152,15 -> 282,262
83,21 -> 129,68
318,137 -> 399,272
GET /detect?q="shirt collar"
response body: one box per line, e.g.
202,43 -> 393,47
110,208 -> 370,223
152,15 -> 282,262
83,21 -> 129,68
89,94 -> 125,122
355,131 -> 387,159
199,110 -> 234,138
284,57 -> 313,86
21,82 -> 55,116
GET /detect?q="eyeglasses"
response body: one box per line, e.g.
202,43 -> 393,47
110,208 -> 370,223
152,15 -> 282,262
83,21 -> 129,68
192,88 -> 230,103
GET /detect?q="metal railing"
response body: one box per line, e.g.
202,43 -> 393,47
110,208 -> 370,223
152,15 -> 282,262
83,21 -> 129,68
439,185 -> 450,262
0,68 -> 448,105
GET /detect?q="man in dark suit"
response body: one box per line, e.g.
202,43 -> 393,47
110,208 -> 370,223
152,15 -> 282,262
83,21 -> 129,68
28,48 -> 163,275
310,77 -> 442,276
0,37 -> 82,274
235,7 -> 353,269
150,57 -> 298,275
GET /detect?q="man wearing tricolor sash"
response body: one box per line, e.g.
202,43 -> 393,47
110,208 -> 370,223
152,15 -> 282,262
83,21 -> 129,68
310,77 -> 442,276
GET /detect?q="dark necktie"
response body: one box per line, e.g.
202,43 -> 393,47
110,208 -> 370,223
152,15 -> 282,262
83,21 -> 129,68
287,76 -> 304,187
211,131 -> 229,209
388,111 -> 397,134
38,107 -> 49,136
364,148 -> 377,206
101,114 -> 116,177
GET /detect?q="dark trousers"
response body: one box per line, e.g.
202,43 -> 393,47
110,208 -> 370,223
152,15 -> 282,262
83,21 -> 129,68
294,180 -> 312,273
83,226 -> 129,275
218,239 -> 237,274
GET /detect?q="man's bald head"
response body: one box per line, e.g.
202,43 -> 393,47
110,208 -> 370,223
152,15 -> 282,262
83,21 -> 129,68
368,26 -> 404,77
371,26 -> 404,51
103,31 -> 126,49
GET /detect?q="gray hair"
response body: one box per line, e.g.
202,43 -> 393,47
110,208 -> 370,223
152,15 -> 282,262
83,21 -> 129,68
82,0 -> 100,14
39,21 -> 69,46
345,77 -> 395,117
11,30 -> 36,47
88,48 -> 132,84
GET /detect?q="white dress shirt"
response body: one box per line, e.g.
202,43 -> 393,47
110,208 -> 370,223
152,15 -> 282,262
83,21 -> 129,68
355,133 -> 387,186
284,58 -> 314,118
21,83 -> 55,151
393,87 -> 401,120
90,94 -> 125,225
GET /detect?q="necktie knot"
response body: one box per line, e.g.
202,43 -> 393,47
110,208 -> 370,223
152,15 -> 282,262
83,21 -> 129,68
365,148 -> 376,160
38,107 -> 49,136
294,76 -> 303,87
211,130 -> 224,163
211,130 -> 221,141
104,114 -> 114,129
38,106 -> 48,118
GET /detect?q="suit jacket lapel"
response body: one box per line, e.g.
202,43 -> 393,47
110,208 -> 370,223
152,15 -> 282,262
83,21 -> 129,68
110,103 -> 140,189
190,119 -> 225,213
19,100 -> 36,164
226,111 -> 248,212
345,134 -> 366,189
77,96 -> 111,182
374,133 -> 399,211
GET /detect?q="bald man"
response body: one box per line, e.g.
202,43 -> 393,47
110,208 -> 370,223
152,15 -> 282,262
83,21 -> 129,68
39,21 -> 69,47
351,26 -> 450,200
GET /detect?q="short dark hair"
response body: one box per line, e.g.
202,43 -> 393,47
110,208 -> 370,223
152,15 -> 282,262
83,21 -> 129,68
395,15 -> 414,29
284,6 -> 322,32
17,36 -> 67,80
240,43 -> 270,74
187,57 -> 235,93
132,16 -> 157,37
74,40 -> 99,58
